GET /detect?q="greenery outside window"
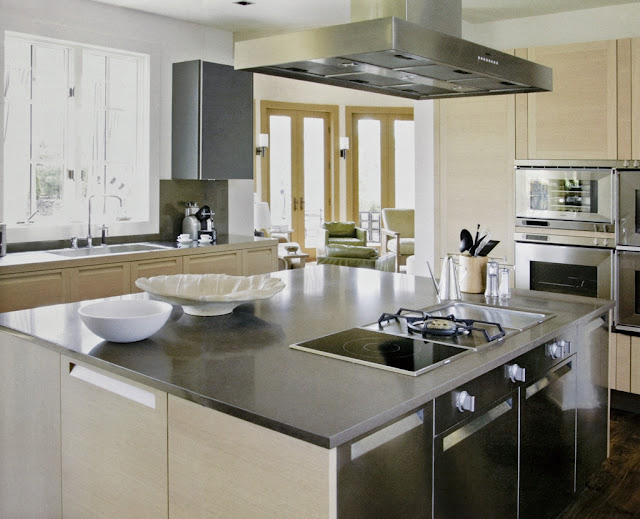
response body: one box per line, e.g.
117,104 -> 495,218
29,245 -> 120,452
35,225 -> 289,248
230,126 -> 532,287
3,31 -> 149,233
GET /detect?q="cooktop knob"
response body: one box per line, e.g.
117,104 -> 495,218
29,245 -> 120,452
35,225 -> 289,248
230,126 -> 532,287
456,391 -> 476,413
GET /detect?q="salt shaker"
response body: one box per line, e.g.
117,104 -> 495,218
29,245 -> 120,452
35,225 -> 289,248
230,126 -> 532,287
498,267 -> 511,299
485,260 -> 499,298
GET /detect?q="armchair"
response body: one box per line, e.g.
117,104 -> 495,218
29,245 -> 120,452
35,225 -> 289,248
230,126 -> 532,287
381,208 -> 415,272
316,221 -> 367,256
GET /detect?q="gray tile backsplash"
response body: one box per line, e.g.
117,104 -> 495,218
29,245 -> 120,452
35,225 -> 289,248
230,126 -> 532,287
159,179 -> 228,240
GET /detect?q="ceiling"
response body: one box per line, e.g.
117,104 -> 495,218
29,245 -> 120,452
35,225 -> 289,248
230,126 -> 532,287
88,0 -> 640,37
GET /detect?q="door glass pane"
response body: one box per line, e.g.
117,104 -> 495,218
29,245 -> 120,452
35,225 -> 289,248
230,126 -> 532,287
303,117 -> 325,249
395,120 -> 415,209
358,119 -> 381,240
269,115 -> 292,230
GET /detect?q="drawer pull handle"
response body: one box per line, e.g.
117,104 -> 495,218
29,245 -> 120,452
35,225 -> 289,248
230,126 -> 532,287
69,364 -> 156,409
443,398 -> 513,452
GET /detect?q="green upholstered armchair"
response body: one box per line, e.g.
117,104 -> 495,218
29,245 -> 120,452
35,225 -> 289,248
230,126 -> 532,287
381,208 -> 415,272
317,221 -> 367,257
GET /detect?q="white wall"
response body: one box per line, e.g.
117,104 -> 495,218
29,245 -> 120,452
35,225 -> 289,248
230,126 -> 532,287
0,0 -> 233,242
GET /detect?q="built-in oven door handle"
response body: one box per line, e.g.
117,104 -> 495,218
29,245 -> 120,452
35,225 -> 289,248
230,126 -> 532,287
442,398 -> 513,452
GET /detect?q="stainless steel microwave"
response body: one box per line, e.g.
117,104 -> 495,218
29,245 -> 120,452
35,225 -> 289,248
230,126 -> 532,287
515,160 -> 614,232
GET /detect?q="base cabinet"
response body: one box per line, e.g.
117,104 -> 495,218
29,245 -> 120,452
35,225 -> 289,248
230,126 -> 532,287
0,268 -> 70,312
520,357 -> 577,519
70,263 -> 130,302
0,333 -> 61,519
434,390 -> 519,518
168,396 -> 336,519
61,356 -> 168,519
183,250 -> 242,275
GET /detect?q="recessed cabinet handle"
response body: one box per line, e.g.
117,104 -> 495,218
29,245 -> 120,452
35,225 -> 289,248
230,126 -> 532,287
69,363 -> 156,409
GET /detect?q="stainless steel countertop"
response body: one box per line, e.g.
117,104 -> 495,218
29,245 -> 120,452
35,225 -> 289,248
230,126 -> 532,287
0,265 -> 613,448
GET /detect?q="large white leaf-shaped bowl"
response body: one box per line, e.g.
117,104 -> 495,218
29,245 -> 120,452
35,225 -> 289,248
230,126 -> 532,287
135,273 -> 286,316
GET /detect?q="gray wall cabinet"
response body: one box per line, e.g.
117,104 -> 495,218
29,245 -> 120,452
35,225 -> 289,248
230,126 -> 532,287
172,60 -> 253,180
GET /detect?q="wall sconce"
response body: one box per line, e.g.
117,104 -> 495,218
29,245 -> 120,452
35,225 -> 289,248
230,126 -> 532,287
256,133 -> 269,157
340,137 -> 350,159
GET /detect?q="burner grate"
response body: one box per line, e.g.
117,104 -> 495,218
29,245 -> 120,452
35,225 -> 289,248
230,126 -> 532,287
378,308 -> 506,342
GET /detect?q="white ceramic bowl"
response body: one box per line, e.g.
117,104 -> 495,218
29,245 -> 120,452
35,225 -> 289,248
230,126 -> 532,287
135,273 -> 286,316
78,300 -> 172,343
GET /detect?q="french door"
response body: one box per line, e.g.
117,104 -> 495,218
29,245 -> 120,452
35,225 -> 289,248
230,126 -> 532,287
262,105 -> 332,258
348,108 -> 414,242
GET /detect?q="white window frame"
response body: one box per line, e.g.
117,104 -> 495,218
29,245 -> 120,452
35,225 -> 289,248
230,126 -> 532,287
2,31 -> 150,243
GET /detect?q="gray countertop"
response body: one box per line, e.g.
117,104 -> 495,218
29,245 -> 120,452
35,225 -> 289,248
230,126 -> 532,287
0,234 -> 275,272
0,265 -> 613,448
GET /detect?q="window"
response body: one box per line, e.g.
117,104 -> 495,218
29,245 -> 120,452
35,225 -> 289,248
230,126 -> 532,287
3,32 -> 149,231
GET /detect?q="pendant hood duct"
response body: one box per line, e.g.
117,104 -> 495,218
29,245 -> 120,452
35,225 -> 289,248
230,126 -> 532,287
234,3 -> 552,101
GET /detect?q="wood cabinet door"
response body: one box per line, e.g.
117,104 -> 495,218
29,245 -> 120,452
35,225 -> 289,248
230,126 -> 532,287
0,268 -> 70,312
618,38 -> 640,161
523,40 -> 618,160
70,262 -> 130,301
436,94 -> 515,265
244,246 -> 277,275
183,251 -> 242,275
0,333 -> 61,518
61,356 -> 168,518
168,396 -> 336,519
130,256 -> 183,292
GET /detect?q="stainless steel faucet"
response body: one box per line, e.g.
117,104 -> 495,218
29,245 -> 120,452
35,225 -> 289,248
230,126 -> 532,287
88,194 -> 123,247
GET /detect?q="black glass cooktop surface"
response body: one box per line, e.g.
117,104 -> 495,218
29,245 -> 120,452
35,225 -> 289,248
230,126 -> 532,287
291,327 -> 471,376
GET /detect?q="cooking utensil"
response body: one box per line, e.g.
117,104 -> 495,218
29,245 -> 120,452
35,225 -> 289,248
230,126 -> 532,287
459,229 -> 473,253
473,224 -> 480,247
477,239 -> 500,257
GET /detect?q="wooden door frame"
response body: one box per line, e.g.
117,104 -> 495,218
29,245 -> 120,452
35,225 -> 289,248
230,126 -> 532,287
345,106 -> 414,221
259,101 -> 339,223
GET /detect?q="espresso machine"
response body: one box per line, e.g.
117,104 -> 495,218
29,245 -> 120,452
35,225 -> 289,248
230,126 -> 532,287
195,205 -> 216,241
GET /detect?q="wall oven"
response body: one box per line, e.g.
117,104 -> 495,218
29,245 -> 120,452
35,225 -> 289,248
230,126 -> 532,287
615,167 -> 640,331
515,161 -> 615,301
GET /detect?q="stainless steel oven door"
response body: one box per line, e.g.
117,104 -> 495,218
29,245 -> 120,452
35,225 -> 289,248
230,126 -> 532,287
615,250 -> 640,330
515,167 -> 613,228
617,169 -> 640,246
515,241 -> 612,299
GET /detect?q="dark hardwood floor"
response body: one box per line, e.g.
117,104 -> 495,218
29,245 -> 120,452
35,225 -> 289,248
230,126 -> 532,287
557,409 -> 640,518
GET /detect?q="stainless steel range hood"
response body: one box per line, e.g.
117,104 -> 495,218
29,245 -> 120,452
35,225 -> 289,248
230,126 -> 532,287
234,5 -> 552,101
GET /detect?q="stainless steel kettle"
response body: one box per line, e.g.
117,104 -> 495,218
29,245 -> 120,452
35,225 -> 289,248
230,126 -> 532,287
426,256 -> 461,300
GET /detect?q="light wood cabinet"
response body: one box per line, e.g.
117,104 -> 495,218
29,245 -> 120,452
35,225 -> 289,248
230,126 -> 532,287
168,395 -> 336,519
436,93 -> 515,265
70,262 -> 131,302
130,256 -> 183,293
244,246 -> 278,275
617,37 -> 640,161
0,242 -> 277,312
61,356 -> 168,519
610,332 -> 640,394
0,333 -> 61,519
0,268 -> 70,312
183,250 -> 242,275
516,40 -> 618,160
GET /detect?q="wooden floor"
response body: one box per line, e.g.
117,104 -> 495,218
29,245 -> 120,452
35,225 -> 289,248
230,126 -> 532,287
557,409 -> 640,518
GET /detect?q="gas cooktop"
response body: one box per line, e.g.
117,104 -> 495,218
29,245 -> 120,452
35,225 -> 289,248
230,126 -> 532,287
290,303 -> 553,376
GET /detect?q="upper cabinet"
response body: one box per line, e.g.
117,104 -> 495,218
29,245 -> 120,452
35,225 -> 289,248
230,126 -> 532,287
172,61 -> 254,180
516,40 -> 618,160
617,38 -> 640,162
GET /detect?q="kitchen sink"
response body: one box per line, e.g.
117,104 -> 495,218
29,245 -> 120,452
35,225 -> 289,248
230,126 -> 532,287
424,301 -> 554,331
47,243 -> 171,257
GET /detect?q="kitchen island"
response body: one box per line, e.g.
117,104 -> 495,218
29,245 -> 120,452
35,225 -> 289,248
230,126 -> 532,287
0,265 -> 613,518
